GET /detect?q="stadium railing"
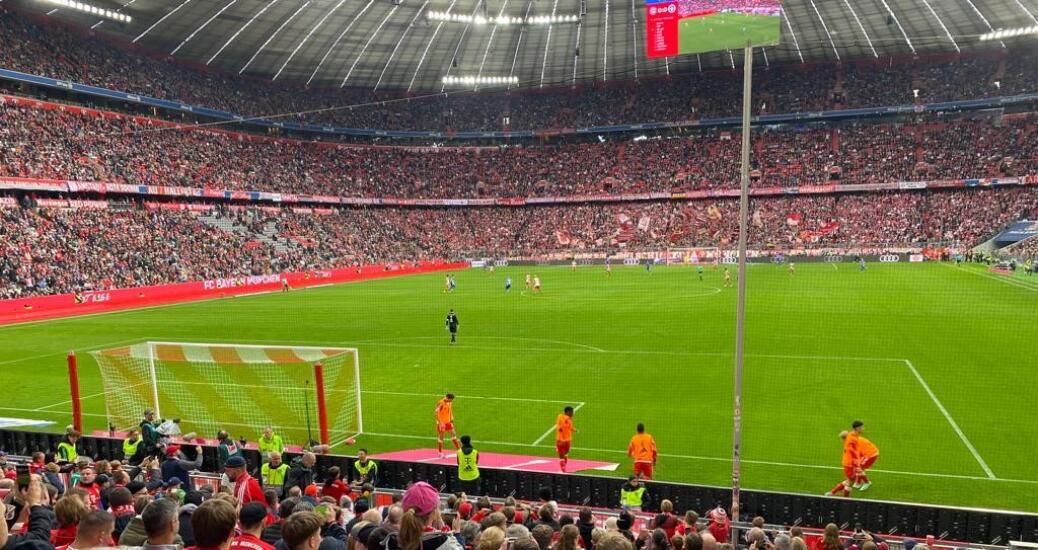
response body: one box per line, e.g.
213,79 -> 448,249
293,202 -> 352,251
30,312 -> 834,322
1,428 -> 1034,545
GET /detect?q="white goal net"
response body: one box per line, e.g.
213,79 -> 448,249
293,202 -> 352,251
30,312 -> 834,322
89,342 -> 361,447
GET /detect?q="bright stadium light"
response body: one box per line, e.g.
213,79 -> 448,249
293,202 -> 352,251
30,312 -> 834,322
41,0 -> 132,21
426,10 -> 577,25
442,75 -> 519,86
979,25 -> 1038,41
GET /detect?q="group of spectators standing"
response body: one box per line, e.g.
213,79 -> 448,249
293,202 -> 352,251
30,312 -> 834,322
1,7 -> 1037,132
1,435 -> 912,550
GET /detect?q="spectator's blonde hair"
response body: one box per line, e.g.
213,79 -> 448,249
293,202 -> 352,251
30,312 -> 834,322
556,524 -> 581,550
477,526 -> 507,550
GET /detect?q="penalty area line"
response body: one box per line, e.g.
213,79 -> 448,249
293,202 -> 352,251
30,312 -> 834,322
903,359 -> 996,479
532,402 -> 585,445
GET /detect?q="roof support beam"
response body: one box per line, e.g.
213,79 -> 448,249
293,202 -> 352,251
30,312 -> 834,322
171,0 -> 239,56
806,0 -> 839,60
602,0 -> 609,80
440,2 -> 483,91
918,0 -> 960,52
508,0 -> 536,88
877,0 -> 915,54
342,5 -> 400,87
540,0 -> 562,87
1010,0 -> 1038,24
841,0 -> 877,58
410,0 -> 457,91
376,0 -> 432,91
572,17 -> 582,83
958,0 -> 1004,48
477,0 -> 510,88
307,0 -> 376,86
239,1 -> 310,74
630,0 -> 638,78
272,0 -> 350,81
780,9 -> 804,63
207,0 -> 282,65
133,0 -> 193,43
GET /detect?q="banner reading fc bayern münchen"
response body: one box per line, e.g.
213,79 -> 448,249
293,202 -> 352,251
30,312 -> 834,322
645,0 -> 783,57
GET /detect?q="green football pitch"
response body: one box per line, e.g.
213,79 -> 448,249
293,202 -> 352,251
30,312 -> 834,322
1,262 -> 1036,512
678,12 -> 781,55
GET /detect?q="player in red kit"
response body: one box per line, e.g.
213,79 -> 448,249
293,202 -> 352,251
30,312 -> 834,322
848,420 -> 879,491
435,393 -> 461,458
555,406 -> 577,472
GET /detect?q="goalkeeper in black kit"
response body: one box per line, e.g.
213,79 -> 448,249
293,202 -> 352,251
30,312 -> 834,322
446,309 -> 460,345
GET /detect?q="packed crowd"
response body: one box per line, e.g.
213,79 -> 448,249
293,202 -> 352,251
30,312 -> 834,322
3,187 -> 1036,298
0,430 -> 900,550
1,8 -> 1037,131
2,101 -> 1036,199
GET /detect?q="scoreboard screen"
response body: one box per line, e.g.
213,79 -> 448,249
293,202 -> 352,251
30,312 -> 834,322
645,0 -> 782,58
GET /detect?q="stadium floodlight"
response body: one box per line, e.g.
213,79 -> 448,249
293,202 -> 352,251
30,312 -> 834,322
41,0 -> 132,21
426,10 -> 576,25
979,25 -> 1038,41
86,342 -> 362,447
442,75 -> 519,86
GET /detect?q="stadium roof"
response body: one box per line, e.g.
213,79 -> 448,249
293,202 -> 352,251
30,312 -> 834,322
16,0 -> 1038,92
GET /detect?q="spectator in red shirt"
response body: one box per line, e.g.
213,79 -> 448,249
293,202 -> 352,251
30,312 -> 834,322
50,496 -> 86,547
231,503 -> 277,550
77,466 -> 103,510
56,510 -> 114,550
225,456 -> 265,506
320,467 -> 350,506
705,508 -> 730,545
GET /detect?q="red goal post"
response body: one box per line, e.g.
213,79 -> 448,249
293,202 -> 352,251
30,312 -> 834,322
76,341 -> 362,447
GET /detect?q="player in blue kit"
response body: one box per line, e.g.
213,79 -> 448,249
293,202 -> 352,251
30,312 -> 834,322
505,277 -> 512,293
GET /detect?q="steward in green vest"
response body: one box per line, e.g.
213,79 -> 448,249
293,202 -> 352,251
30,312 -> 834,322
352,448 -> 379,487
258,427 -> 285,461
57,430 -> 81,463
261,451 -> 290,496
619,475 -> 647,511
456,435 -> 480,495
122,428 -> 145,465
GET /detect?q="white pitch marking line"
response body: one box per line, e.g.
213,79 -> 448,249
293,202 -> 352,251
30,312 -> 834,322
363,390 -> 579,404
943,262 -> 1038,293
0,335 -> 144,368
532,402 -> 584,445
903,359 -> 996,479
357,430 -> 1037,484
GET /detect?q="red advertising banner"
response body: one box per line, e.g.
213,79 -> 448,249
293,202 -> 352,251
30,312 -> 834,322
0,261 -> 465,326
645,1 -> 680,58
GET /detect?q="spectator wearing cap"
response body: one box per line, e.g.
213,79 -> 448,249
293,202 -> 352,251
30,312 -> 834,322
226,456 -> 265,506
389,481 -> 462,550
187,499 -> 238,550
57,430 -> 81,463
141,410 -> 161,458
231,502 -> 276,550
706,509 -> 730,545
141,498 -> 182,550
179,491 -> 207,547
162,443 -> 204,489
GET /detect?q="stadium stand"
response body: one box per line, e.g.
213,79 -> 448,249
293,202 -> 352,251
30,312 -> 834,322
1,8 -> 1037,132
1,99 -> 1036,198
2,187 -> 1036,298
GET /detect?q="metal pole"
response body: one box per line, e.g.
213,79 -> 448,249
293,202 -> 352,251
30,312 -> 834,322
731,43 -> 754,524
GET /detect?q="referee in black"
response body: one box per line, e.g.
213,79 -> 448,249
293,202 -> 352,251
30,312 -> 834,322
446,309 -> 459,345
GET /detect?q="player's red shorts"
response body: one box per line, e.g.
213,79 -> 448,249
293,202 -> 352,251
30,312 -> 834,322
843,465 -> 857,480
633,462 -> 654,479
860,455 -> 878,470
556,440 -> 571,458
437,422 -> 455,435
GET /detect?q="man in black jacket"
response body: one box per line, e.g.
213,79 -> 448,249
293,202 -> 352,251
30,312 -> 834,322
160,444 -> 203,488
283,452 -> 316,495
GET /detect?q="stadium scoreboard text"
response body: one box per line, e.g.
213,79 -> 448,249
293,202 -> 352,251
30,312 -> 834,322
645,0 -> 783,58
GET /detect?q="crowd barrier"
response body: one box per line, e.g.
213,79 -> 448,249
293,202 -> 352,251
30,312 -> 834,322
0,261 -> 466,325
1,429 -> 1034,545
